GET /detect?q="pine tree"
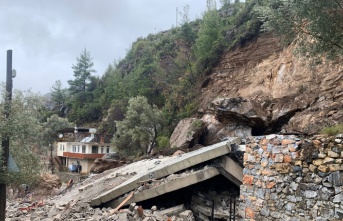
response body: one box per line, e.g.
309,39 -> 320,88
68,48 -> 96,107
50,80 -> 68,116
67,49 -> 98,124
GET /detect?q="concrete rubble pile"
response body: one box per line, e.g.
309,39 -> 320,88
6,189 -> 237,221
5,199 -> 195,221
5,139 -> 243,221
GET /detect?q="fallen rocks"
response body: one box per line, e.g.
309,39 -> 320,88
5,199 -> 194,221
90,153 -> 127,174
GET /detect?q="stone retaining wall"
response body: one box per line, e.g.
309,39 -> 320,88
238,134 -> 343,221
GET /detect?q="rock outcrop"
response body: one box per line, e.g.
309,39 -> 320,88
199,33 -> 343,139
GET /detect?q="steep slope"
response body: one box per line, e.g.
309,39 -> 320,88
199,33 -> 343,139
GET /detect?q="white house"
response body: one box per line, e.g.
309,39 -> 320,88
56,127 -> 112,174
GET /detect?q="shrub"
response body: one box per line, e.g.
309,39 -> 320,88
321,124 -> 343,136
156,136 -> 170,149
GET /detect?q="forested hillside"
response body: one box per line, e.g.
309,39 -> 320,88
48,0 -> 261,147
47,0 -> 343,155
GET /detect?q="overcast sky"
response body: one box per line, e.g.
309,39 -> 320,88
0,0 -> 215,94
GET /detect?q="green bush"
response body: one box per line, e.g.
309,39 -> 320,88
321,124 -> 343,136
156,136 -> 170,149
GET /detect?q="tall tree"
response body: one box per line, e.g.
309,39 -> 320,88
68,48 -> 96,107
194,0 -> 225,73
256,0 -> 343,59
112,96 -> 165,157
67,49 -> 98,124
41,114 -> 73,147
176,5 -> 197,84
50,80 -> 68,116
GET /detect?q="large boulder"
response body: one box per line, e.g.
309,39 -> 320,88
201,113 -> 252,145
33,173 -> 62,196
90,153 -> 126,174
200,97 -> 268,141
211,97 -> 268,125
169,118 -> 206,149
40,173 -> 62,190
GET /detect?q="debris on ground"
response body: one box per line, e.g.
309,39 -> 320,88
6,199 -> 196,221
5,140 -> 241,220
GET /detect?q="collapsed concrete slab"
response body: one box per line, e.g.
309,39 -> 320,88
107,166 -> 220,208
91,137 -> 241,207
105,155 -> 244,208
218,155 -> 243,186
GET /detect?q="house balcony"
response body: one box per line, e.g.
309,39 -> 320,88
62,152 -> 105,159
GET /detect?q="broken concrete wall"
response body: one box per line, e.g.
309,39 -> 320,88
238,134 -> 343,221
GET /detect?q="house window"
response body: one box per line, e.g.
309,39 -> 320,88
82,145 -> 86,153
60,144 -> 62,151
77,145 -> 80,153
72,145 -> 77,152
101,147 -> 104,153
92,146 -> 98,154
106,147 -> 110,153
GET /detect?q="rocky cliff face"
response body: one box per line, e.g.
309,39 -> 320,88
196,33 -> 343,145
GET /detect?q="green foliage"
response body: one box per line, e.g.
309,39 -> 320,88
156,136 -> 170,149
256,0 -> 343,59
112,96 -> 165,157
321,124 -> 343,136
229,0 -> 262,47
68,48 -> 96,96
194,0 -> 225,74
7,146 -> 41,188
99,99 -> 128,136
100,65 -> 128,107
50,80 -> 68,117
42,114 -> 73,146
66,49 -> 103,124
178,5 -> 198,46
0,89 -> 46,188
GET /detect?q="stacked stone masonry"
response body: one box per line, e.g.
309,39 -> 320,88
238,134 -> 343,221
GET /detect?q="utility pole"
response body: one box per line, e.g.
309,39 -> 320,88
0,50 -> 13,221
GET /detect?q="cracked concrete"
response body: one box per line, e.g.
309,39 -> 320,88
91,137 -> 241,207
